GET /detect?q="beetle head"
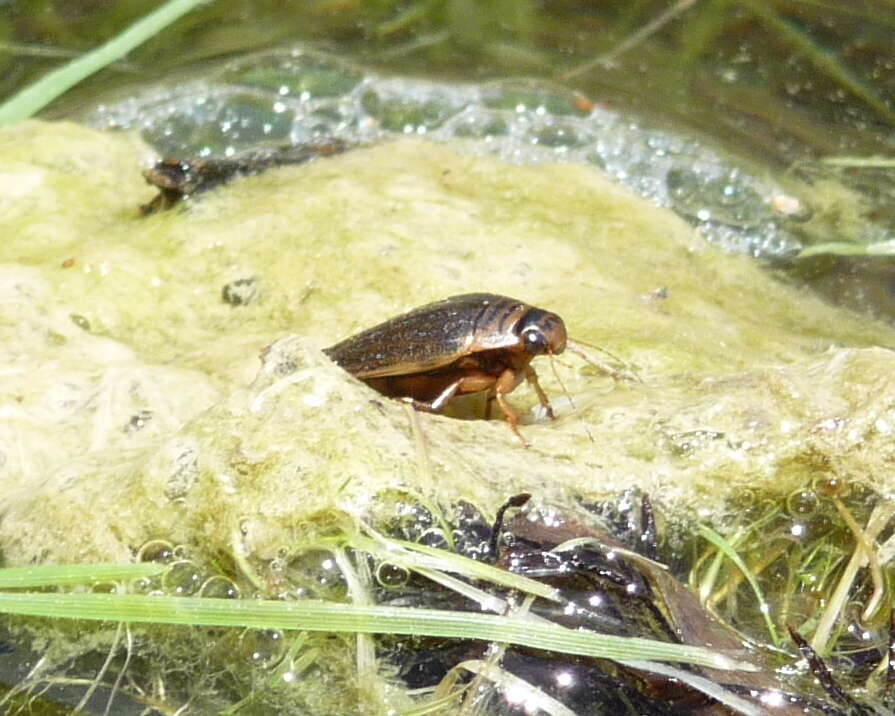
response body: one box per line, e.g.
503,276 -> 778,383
517,309 -> 567,356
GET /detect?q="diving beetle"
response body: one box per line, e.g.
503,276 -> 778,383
324,293 -> 569,443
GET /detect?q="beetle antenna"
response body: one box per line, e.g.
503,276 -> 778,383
567,337 -> 627,366
548,353 -> 575,411
549,355 -> 574,370
549,353 -> 596,443
566,338 -> 642,383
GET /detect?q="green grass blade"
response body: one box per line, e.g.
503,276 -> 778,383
699,525 -> 781,647
821,156 -> 895,168
0,592 -> 755,672
0,0 -> 208,125
0,563 -> 167,588
352,534 -> 561,602
798,240 -> 895,258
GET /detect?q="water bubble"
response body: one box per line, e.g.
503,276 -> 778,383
785,489 -> 819,517
530,123 -> 580,149
361,89 -> 458,133
224,51 -> 362,98
285,550 -> 346,596
666,168 -> 701,202
449,109 -> 509,139
481,80 -> 590,116
162,560 -> 204,596
719,183 -> 742,205
137,539 -> 176,564
91,582 -> 119,594
239,629 -> 286,669
375,562 -> 409,589
199,575 -> 241,599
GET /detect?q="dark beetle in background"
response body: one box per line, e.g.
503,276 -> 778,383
324,293 -> 568,443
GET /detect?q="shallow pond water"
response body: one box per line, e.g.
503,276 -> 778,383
1,2 -> 894,714
4,1 -> 893,313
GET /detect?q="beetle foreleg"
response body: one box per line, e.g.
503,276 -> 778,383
524,365 -> 555,420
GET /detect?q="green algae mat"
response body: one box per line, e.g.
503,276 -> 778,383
1,120 -> 894,712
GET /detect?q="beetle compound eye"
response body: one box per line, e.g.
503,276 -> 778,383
522,327 -> 549,355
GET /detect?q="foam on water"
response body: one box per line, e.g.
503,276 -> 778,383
85,46 -> 807,259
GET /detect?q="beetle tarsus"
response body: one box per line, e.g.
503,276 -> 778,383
402,397 -> 439,413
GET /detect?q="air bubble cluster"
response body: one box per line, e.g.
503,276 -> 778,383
86,47 -> 807,259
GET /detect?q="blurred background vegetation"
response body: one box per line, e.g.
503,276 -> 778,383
1,0 -> 892,162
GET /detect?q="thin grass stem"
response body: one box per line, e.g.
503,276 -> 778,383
0,0 -> 207,125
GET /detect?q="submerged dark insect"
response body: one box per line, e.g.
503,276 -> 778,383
323,293 -> 568,444
381,493 -> 847,714
139,139 -> 351,214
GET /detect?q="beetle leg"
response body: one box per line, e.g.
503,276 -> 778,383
524,365 -> 555,420
484,395 -> 495,420
494,391 -> 528,446
492,368 -> 530,446
407,380 -> 461,413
